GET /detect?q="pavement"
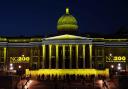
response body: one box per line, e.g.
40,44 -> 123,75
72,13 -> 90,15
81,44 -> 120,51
17,79 -> 118,89
95,79 -> 118,89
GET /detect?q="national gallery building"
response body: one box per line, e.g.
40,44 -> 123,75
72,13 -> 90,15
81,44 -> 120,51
0,8 -> 127,76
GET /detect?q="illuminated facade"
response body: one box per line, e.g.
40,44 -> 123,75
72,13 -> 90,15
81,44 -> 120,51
0,8 -> 127,76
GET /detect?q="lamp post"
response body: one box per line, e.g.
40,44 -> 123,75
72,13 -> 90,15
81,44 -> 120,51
117,63 -> 122,76
19,65 -> 21,69
117,63 -> 122,70
9,63 -> 14,75
111,65 -> 114,69
109,53 -> 112,57
9,63 -> 13,70
110,65 -> 114,78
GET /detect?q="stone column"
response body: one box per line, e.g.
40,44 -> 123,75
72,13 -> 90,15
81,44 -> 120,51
56,45 -> 59,69
83,45 -> 86,68
37,48 -> 40,69
69,45 -> 72,69
49,45 -> 52,69
76,45 -> 78,69
3,47 -> 6,70
94,47 -> 97,68
89,44 -> 92,68
62,45 -> 65,69
102,47 -> 105,68
30,47 -> 33,68
42,45 -> 46,68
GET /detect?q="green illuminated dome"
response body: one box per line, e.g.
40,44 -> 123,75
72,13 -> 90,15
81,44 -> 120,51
57,8 -> 78,31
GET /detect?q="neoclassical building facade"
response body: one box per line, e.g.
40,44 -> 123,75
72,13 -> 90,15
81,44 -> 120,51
0,8 -> 127,76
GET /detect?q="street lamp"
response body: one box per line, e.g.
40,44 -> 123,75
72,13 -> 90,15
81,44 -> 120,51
10,63 -> 13,66
9,63 -> 13,70
117,66 -> 122,70
118,63 -> 121,66
18,65 -> 21,69
111,65 -> 114,68
110,65 -> 115,77
109,53 -> 112,56
9,66 -> 13,70
117,63 -> 122,70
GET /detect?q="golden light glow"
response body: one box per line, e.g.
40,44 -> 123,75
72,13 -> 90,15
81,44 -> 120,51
66,8 -> 69,14
104,39 -> 127,41
62,45 -> 65,68
26,69 -> 109,77
89,44 -> 92,68
10,55 -> 30,63
69,45 -> 72,68
45,34 -> 84,40
49,45 -> 52,68
83,45 -> 85,68
42,45 -> 46,68
106,56 -> 126,62
4,47 -> 6,65
0,37 -> 7,41
76,45 -> 78,68
57,7 -> 78,31
56,45 -> 59,68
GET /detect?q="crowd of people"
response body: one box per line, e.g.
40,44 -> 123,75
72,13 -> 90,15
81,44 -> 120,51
14,73 -> 110,89
26,74 -> 108,89
34,74 -> 96,81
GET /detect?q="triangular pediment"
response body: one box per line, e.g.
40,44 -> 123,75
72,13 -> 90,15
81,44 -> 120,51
44,34 -> 92,40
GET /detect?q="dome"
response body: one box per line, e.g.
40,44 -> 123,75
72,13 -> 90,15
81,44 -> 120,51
57,8 -> 78,31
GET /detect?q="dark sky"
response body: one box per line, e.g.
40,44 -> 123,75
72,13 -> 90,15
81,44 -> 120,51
0,0 -> 128,36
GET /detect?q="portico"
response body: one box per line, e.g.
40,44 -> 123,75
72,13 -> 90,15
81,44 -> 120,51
41,34 -> 93,69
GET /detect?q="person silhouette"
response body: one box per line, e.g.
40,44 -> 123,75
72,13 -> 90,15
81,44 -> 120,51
102,79 -> 109,89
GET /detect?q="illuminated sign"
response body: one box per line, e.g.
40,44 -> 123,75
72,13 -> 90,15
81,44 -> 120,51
10,55 -> 30,63
106,56 -> 126,62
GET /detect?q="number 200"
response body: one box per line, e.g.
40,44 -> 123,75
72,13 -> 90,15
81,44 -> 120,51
113,56 -> 126,61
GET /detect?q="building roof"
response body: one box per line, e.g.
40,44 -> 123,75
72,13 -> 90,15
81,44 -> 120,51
57,8 -> 78,31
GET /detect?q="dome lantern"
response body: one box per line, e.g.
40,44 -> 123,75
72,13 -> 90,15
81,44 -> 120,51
66,8 -> 69,14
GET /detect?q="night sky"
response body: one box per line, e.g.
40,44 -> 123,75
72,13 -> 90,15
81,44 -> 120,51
0,0 -> 128,36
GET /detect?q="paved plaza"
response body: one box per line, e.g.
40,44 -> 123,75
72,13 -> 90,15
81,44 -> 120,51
17,78 -> 118,89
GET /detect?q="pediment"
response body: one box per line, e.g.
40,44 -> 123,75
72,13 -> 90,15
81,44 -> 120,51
44,34 -> 92,40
